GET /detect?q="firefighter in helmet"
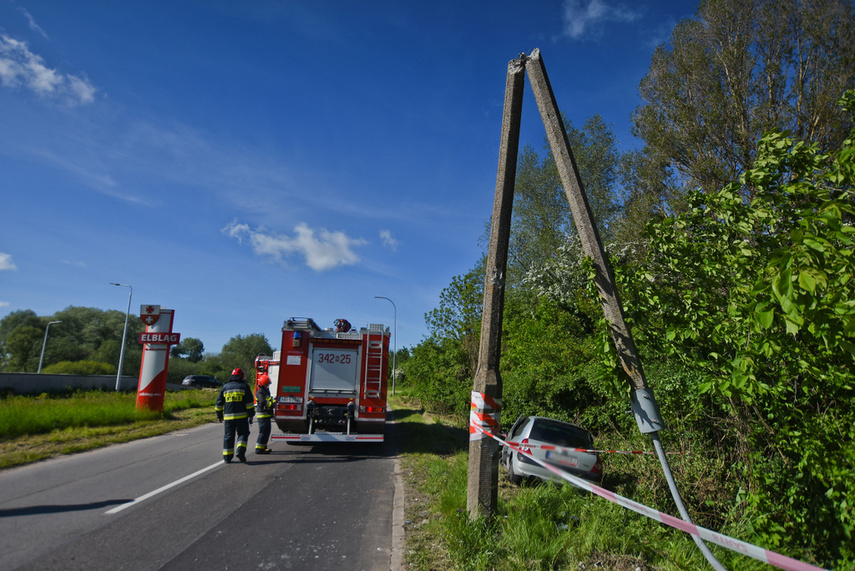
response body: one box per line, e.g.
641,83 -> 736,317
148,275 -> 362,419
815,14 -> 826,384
254,373 -> 275,454
215,367 -> 255,463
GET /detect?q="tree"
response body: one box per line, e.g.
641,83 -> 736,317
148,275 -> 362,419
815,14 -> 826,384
219,334 -> 272,377
171,337 -> 204,362
621,92 -> 855,564
614,147 -> 683,253
632,0 -> 855,198
402,335 -> 471,415
0,306 -> 146,374
0,310 -> 40,370
5,325 -> 43,372
510,115 -> 622,279
424,260 -> 485,375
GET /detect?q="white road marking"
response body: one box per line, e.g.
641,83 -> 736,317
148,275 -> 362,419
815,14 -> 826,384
105,461 -> 223,515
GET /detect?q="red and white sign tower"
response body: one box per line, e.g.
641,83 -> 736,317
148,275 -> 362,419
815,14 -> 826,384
137,305 -> 180,412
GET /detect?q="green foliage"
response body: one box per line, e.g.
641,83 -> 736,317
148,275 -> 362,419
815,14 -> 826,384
0,389 -> 217,440
42,360 -> 115,375
0,310 -> 40,369
424,260 -> 485,376
399,407 -> 720,571
618,92 -> 855,566
633,0 -> 855,197
0,390 -> 160,437
5,325 -> 42,371
500,296 -> 604,428
0,307 -> 145,374
171,337 -> 204,362
404,336 -> 471,416
218,333 -> 272,379
511,114 -> 622,280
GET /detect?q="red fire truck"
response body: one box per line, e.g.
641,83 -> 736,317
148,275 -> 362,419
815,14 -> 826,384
254,317 -> 390,443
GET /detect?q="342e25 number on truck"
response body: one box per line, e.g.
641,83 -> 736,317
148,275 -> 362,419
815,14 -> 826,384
254,317 -> 390,443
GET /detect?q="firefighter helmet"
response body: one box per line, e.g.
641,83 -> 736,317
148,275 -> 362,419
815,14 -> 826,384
231,367 -> 245,379
257,374 -> 270,386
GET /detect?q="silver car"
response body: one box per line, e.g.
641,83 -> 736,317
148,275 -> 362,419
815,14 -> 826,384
501,415 -> 603,487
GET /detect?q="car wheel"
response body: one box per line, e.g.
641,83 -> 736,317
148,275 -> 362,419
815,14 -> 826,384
508,459 -> 522,485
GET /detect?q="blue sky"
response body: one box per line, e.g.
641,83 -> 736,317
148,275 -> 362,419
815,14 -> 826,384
0,0 -> 696,355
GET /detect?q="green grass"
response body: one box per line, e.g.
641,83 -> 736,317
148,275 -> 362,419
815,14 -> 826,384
390,393 -> 769,571
0,389 -> 784,569
0,389 -> 218,469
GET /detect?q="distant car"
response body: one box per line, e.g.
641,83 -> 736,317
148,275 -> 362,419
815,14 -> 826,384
501,415 -> 603,487
181,375 -> 221,389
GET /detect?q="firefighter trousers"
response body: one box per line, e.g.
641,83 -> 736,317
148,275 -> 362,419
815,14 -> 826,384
223,418 -> 250,460
255,416 -> 271,451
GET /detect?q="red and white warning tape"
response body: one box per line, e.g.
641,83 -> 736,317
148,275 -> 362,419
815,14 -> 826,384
469,390 -> 501,442
504,441 -> 687,456
467,398 -> 826,571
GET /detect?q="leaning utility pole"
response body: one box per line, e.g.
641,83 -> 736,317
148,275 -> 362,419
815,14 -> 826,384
524,49 -> 724,570
466,53 -> 526,520
524,49 -> 654,405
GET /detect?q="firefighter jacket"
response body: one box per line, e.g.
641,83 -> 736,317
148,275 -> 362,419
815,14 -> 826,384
255,385 -> 275,419
215,375 -> 255,421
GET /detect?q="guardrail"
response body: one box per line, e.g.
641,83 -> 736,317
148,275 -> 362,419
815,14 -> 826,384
0,373 -> 185,394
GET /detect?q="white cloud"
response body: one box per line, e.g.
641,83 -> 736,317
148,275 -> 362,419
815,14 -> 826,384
0,301 -> 9,308
19,8 -> 49,39
560,0 -> 641,40
223,220 -> 367,272
379,230 -> 398,251
0,34 -> 96,105
0,252 -> 17,271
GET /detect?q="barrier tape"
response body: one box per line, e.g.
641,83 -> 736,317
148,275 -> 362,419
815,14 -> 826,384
469,391 -> 501,442
471,421 -> 826,571
504,442 -> 687,456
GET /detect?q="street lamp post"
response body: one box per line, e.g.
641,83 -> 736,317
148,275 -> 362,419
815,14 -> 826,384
37,320 -> 61,374
374,296 -> 397,395
110,282 -> 133,392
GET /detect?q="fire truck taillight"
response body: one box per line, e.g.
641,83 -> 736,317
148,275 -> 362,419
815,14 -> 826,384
359,406 -> 385,414
278,396 -> 303,411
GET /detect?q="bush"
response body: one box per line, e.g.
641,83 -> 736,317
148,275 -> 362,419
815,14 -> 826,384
42,360 -> 116,375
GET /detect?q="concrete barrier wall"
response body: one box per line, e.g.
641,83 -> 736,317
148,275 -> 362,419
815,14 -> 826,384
0,373 -> 186,394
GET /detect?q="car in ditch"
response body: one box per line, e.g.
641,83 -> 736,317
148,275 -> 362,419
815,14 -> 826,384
501,415 -> 603,487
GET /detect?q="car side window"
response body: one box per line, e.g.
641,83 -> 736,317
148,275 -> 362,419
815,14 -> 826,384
511,417 -> 532,439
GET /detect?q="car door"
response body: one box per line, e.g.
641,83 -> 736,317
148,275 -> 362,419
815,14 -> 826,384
501,415 -> 528,467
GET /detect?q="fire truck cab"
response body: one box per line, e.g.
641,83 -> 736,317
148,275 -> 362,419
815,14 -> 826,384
255,317 -> 390,443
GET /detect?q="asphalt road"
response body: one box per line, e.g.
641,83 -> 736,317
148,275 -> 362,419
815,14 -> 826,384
0,423 -> 404,570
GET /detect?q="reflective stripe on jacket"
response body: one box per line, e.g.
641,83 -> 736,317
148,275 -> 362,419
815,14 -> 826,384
255,385 -> 275,419
215,376 -> 255,421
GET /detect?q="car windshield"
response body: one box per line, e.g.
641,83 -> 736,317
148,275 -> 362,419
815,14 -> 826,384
529,420 -> 590,448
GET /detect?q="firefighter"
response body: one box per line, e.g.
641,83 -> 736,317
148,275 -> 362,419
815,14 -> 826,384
215,367 -> 255,463
254,373 -> 275,454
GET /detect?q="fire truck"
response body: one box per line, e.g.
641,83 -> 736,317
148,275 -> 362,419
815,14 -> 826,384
254,317 -> 390,443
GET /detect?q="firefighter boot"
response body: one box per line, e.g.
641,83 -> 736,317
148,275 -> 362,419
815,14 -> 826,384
255,447 -> 272,454
236,445 -> 247,463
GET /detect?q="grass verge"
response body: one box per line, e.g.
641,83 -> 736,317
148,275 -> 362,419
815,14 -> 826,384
390,395 -> 762,571
0,389 -> 217,469
0,390 -> 764,569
